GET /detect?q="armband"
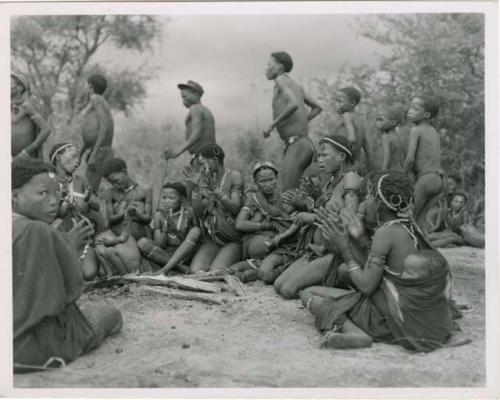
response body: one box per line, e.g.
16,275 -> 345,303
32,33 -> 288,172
366,253 -> 386,269
346,260 -> 361,273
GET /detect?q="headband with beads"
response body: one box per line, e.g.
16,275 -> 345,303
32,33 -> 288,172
319,137 -> 353,158
376,174 -> 413,216
50,144 -> 77,165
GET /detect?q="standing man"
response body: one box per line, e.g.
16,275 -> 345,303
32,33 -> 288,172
264,51 -> 322,191
11,74 -> 51,160
78,74 -> 115,193
164,80 -> 216,164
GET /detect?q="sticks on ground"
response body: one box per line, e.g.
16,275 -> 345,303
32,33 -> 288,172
224,274 -> 246,297
138,286 -> 222,305
124,275 -> 222,293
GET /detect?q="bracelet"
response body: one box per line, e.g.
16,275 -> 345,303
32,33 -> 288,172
346,259 -> 361,273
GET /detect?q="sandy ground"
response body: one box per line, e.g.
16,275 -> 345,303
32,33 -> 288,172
14,246 -> 485,388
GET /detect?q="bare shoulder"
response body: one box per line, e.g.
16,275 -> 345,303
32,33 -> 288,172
90,94 -> 110,110
275,74 -> 292,88
343,171 -> 363,190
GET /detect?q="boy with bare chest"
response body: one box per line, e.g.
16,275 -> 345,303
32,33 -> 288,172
263,52 -> 322,191
11,74 -> 51,159
404,96 -> 444,234
78,74 -> 114,193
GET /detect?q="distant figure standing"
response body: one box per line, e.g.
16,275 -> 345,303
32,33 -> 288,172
78,74 -> 114,193
11,74 -> 51,160
264,51 -> 323,191
376,104 -> 406,171
164,80 -> 216,163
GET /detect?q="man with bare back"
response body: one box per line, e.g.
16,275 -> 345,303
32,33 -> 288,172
11,74 -> 51,160
78,74 -> 114,193
263,51 -> 323,191
164,80 -> 216,164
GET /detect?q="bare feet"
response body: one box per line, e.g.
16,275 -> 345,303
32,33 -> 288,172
321,331 -> 373,349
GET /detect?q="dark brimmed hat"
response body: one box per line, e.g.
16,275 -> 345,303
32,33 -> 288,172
177,80 -> 204,96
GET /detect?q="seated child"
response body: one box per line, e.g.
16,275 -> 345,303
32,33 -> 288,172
95,157 -> 152,276
376,104 -> 406,171
137,181 -> 201,275
12,157 -> 122,371
49,143 -> 105,280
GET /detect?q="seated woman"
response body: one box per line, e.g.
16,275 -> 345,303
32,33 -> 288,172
137,181 -> 201,274
274,135 -> 362,299
301,172 -> 463,352
427,191 -> 484,248
12,158 -> 122,372
49,143 -> 106,280
187,144 -> 244,272
95,157 -> 152,275
229,161 -> 304,283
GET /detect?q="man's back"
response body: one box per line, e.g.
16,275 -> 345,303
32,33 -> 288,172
272,75 -> 308,140
185,104 -> 216,154
413,125 -> 441,176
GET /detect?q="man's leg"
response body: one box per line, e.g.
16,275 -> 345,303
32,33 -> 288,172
209,242 -> 242,272
190,241 -> 219,273
86,147 -> 114,193
258,253 -> 285,284
280,138 -> 314,191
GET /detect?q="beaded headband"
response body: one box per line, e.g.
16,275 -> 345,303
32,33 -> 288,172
50,144 -> 77,165
376,174 -> 413,215
319,137 -> 353,158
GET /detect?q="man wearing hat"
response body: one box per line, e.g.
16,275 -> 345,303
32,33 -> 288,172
11,74 -> 50,159
164,80 -> 216,161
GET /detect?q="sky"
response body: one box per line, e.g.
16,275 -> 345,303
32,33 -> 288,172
97,15 -> 388,129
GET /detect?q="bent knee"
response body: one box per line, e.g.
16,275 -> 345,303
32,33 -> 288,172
279,283 -> 299,300
258,269 -> 276,284
137,237 -> 152,251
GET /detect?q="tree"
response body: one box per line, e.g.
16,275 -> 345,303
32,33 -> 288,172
310,14 -> 485,179
11,15 -> 163,124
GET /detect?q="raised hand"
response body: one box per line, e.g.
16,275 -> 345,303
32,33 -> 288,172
68,219 -> 94,249
316,207 -> 350,254
340,208 -> 365,240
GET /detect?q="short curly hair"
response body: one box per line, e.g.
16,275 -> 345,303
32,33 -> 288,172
102,157 -> 127,179
88,74 -> 107,95
340,87 -> 361,106
163,181 -> 187,198
271,51 -> 294,73
12,158 -> 55,190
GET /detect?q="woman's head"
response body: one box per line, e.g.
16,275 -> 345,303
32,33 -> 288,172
102,157 -> 129,190
160,182 -> 187,211
450,192 -> 467,211
317,135 -> 354,174
49,143 -> 80,174
373,172 -> 414,218
197,144 -> 225,171
253,161 -> 279,195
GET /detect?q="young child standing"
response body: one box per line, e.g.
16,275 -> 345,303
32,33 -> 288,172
334,87 -> 371,173
404,95 -> 444,234
376,104 -> 406,171
138,182 -> 201,275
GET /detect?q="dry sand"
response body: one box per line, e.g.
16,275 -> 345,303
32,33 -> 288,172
14,247 -> 485,388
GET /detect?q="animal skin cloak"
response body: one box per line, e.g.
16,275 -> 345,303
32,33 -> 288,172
13,214 -> 96,371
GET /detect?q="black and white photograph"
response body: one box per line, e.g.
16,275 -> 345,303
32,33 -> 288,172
5,1 -> 498,395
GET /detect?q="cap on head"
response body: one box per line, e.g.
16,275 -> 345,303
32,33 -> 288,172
271,51 -> 293,73
163,181 -> 187,198
177,80 -> 204,97
88,74 -> 107,95
340,87 -> 361,106
253,161 -> 279,178
11,74 -> 29,93
12,157 -> 55,190
102,157 -> 127,179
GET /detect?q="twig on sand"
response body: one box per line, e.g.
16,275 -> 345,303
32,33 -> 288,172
137,286 -> 222,305
224,274 -> 246,297
84,276 -> 127,292
179,270 -> 227,282
123,274 -> 222,293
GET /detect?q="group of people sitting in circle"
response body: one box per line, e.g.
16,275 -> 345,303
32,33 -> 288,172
12,53 -> 479,371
